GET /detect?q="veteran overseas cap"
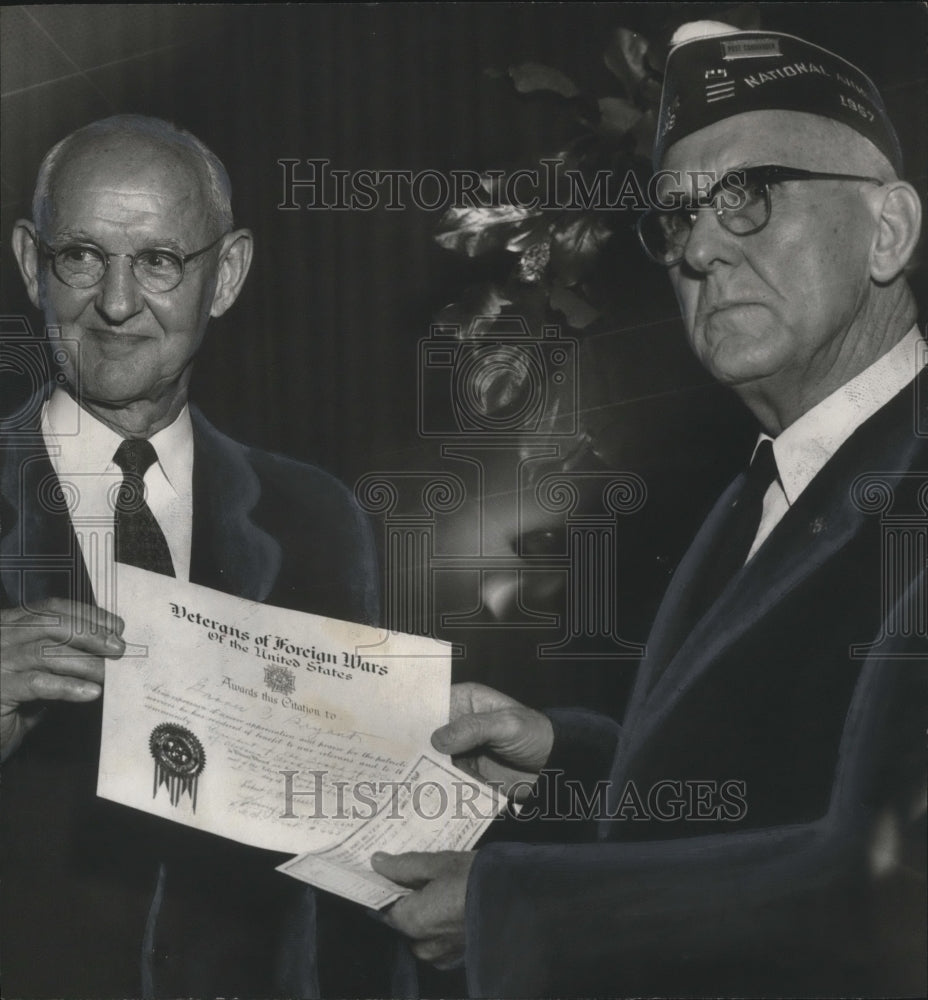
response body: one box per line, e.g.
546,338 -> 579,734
654,21 -> 902,173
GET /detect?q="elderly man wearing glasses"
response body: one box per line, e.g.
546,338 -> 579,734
1,115 -> 384,997
373,22 -> 927,998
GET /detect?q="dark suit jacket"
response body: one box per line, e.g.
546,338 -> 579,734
465,369 -> 928,997
0,400 -> 380,998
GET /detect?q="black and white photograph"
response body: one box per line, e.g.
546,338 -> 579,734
1,3 -> 925,997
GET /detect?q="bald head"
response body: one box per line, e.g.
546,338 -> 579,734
11,113 -> 254,438
33,115 -> 232,238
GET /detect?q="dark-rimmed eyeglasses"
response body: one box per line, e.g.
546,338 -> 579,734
637,165 -> 884,267
32,232 -> 228,293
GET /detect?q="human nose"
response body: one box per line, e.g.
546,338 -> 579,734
680,206 -> 741,273
93,256 -> 145,323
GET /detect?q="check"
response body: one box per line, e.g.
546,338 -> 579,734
98,567 -> 503,903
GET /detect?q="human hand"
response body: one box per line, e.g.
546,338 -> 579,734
431,682 -> 554,800
372,850 -> 474,968
0,599 -> 124,760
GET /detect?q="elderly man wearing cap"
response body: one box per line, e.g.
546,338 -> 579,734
372,22 -> 927,997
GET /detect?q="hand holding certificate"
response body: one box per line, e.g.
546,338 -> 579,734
98,567 -> 505,906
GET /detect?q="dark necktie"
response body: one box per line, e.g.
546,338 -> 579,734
112,438 -> 176,577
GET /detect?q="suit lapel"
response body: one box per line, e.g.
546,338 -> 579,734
2,401 -> 282,608
633,474 -> 745,695
188,406 -> 281,602
617,371 -> 925,774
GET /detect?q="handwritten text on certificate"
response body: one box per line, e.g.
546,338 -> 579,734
97,566 -> 479,861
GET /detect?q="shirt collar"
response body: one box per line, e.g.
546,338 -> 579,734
42,387 -> 193,493
148,403 -> 193,495
759,326 -> 926,504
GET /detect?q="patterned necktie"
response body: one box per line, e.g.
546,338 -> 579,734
112,438 -> 176,577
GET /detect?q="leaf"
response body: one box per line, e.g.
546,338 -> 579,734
435,204 -> 542,256
549,285 -> 601,329
505,217 -> 551,253
508,62 -> 580,98
550,216 -> 613,285
603,27 -> 649,92
597,97 -> 642,137
433,283 -> 514,330
604,26 -> 665,112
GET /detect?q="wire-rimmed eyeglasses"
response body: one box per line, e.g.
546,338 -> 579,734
32,231 -> 228,293
637,165 -> 884,267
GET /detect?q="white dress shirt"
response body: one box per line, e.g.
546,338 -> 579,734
41,388 -> 194,610
748,326 -> 927,560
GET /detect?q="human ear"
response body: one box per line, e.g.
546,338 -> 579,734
868,181 -> 922,283
210,229 -> 254,318
11,221 -> 44,310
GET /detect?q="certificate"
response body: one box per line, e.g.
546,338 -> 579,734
98,566 -> 503,902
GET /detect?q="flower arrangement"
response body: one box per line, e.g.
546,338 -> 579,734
429,6 -> 761,450
434,26 -> 664,334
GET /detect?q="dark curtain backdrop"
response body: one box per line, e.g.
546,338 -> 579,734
3,3 -> 926,709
